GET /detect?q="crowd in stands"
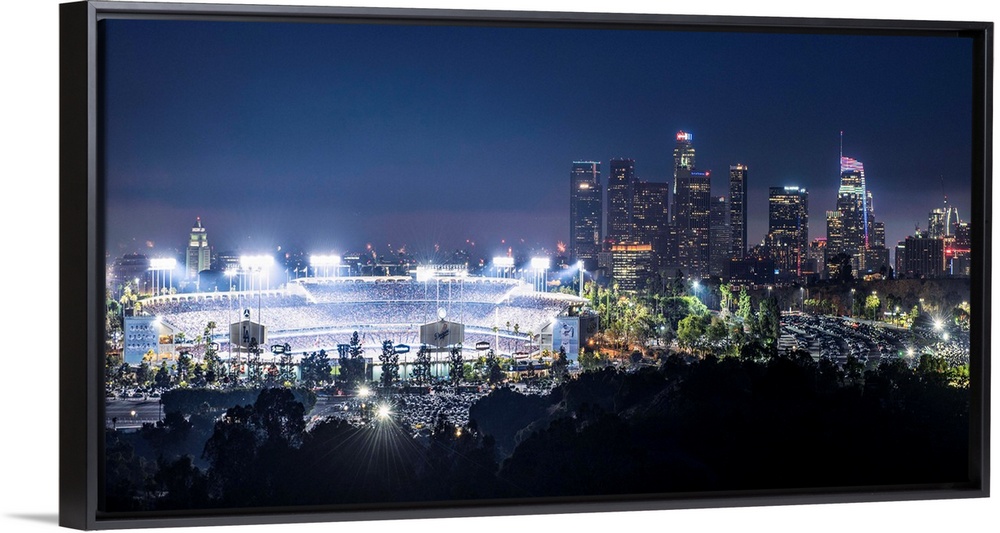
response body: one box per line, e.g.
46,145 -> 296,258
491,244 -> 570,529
295,277 -> 521,305
140,279 -> 571,352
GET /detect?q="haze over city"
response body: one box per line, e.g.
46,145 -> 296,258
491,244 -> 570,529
102,19 -> 973,259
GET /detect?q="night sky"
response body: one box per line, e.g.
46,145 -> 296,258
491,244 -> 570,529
101,18 -> 974,262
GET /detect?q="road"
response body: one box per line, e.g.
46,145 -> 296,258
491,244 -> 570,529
105,397 -> 164,429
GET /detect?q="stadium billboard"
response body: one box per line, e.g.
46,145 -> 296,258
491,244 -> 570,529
551,316 -> 580,361
420,320 -> 465,348
229,319 -> 267,349
123,316 -> 177,365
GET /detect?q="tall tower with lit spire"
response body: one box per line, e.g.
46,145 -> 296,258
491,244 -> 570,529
828,133 -> 889,277
186,217 -> 211,279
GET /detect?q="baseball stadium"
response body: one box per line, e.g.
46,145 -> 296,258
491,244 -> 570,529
125,269 -> 592,375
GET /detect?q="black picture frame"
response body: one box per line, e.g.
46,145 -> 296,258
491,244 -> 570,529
59,1 -> 992,530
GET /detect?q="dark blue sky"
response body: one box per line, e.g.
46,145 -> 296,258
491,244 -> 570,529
102,18 -> 974,261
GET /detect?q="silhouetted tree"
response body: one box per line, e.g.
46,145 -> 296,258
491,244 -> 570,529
449,345 -> 464,385
552,345 -> 569,383
379,340 -> 399,387
300,349 -> 332,388
413,345 -> 432,384
338,332 -> 367,387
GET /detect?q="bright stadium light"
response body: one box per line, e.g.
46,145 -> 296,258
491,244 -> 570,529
416,265 -> 434,282
240,255 -> 274,269
530,257 -> 550,270
493,256 -> 514,268
310,254 -> 341,277
358,386 -> 371,398
376,404 -> 392,421
148,257 -> 177,270
309,254 -> 341,267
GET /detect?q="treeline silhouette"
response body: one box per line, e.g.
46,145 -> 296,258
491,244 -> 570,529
104,351 -> 969,512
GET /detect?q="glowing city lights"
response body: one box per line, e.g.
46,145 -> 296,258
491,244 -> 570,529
239,255 -> 274,269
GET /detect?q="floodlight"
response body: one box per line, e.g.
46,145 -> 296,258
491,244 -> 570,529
149,257 -> 177,270
310,254 -> 341,267
240,255 -> 274,269
416,266 -> 434,282
530,257 -> 550,270
493,256 -> 514,268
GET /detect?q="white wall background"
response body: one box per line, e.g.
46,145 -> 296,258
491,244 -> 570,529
1,1 -> 995,532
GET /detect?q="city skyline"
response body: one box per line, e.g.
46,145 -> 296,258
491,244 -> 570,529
103,18 -> 973,262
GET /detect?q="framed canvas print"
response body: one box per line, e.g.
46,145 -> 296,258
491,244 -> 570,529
59,0 -> 991,530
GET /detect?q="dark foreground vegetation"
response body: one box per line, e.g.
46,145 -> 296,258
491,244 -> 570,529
104,351 -> 969,512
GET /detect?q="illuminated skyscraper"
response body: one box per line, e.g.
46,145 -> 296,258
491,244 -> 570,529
569,161 -> 603,267
900,234 -> 945,278
670,131 -> 710,278
929,197 -> 961,238
607,158 -> 635,244
928,208 -> 947,239
186,217 -> 211,279
828,153 -> 889,276
729,164 -> 748,258
632,180 -> 670,266
608,242 -> 654,293
767,186 -> 809,277
673,130 -> 695,177
709,196 -> 731,278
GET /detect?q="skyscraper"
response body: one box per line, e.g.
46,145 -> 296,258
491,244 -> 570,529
186,217 -> 211,279
828,154 -> 890,276
632,180 -> 670,266
767,186 -> 809,278
607,158 -> 635,244
928,208 -> 948,239
900,234 -> 945,278
670,131 -> 710,278
608,242 -> 654,293
569,161 -> 602,267
673,131 -> 695,177
709,195 -> 731,278
729,164 -> 748,259
929,197 -> 961,238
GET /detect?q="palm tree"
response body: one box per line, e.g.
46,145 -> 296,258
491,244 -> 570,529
513,323 -> 521,354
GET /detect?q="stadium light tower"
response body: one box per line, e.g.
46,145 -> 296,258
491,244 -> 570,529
493,256 -> 514,278
148,257 -> 177,296
240,254 -> 274,330
530,257 -> 550,293
310,254 -> 341,278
